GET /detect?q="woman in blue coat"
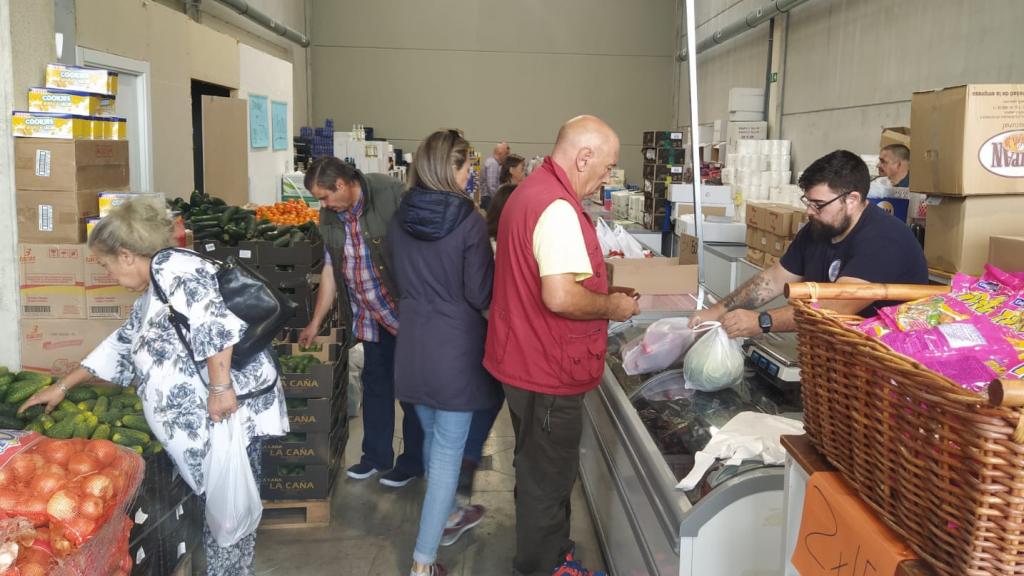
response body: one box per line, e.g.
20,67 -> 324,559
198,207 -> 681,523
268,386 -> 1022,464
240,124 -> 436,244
388,129 -> 499,576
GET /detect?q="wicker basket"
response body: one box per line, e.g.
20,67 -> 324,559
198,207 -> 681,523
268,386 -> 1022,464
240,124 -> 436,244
788,282 -> 1024,576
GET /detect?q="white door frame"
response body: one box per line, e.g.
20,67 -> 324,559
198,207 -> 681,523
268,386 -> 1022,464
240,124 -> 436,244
75,47 -> 154,193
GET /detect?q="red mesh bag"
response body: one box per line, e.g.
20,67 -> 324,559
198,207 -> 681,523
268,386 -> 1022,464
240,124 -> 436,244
0,432 -> 144,576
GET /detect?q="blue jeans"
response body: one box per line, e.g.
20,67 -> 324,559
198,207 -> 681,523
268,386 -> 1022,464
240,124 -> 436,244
463,391 -> 505,464
360,329 -> 423,475
412,405 -> 472,565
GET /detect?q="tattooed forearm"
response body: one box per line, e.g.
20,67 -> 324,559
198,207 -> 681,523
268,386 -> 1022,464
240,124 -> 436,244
720,273 -> 776,311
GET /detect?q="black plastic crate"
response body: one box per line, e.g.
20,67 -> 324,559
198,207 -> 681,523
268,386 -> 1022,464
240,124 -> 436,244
257,239 -> 325,268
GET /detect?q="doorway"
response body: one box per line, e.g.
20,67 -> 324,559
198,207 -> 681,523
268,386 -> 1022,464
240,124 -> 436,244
191,79 -> 231,194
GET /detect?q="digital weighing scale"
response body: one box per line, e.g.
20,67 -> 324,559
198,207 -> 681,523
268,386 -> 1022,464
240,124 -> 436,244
744,332 -> 801,387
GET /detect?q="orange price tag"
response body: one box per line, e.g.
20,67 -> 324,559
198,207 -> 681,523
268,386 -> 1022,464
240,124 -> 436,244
792,472 -> 918,576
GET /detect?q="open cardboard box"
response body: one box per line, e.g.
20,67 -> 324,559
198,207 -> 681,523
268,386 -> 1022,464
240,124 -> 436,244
605,257 -> 698,295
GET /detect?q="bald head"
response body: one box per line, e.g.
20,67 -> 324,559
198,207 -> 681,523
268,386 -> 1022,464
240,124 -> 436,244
493,141 -> 510,162
551,115 -> 620,199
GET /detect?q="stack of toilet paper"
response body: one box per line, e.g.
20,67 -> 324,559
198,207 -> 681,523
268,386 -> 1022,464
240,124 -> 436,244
722,139 -> 798,220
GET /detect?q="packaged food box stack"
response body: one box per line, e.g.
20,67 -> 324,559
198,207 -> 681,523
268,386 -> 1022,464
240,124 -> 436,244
12,64 -> 126,141
640,130 -> 686,231
743,202 -> 807,268
910,84 -> 1024,276
259,343 -> 348,525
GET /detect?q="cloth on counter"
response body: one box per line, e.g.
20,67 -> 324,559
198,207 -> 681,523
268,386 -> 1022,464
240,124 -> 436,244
677,411 -> 804,491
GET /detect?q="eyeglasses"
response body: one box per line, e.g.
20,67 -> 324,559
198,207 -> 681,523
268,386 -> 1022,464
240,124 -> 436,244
800,191 -> 851,212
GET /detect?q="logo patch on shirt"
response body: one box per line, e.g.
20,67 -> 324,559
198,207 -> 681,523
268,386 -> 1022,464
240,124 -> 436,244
828,259 -> 842,282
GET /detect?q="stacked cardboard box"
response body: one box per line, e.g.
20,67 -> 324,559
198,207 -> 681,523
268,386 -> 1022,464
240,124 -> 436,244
743,202 -> 807,268
912,84 -> 1024,275
261,342 -> 348,520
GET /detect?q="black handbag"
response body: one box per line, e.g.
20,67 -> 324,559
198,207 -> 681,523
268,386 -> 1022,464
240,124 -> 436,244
150,248 -> 298,374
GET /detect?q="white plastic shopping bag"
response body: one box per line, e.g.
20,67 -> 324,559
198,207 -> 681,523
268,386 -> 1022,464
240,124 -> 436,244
596,218 -> 621,256
205,415 -> 263,546
613,225 -> 647,258
622,317 -> 703,375
682,322 -> 745,392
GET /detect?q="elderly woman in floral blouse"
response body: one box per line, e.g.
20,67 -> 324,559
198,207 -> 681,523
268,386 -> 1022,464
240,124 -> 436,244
19,196 -> 288,576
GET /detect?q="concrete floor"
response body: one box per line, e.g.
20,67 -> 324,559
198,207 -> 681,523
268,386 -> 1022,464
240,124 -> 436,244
252,405 -> 607,575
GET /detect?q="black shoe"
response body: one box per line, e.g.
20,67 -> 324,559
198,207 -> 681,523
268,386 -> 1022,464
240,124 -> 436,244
379,468 -> 419,488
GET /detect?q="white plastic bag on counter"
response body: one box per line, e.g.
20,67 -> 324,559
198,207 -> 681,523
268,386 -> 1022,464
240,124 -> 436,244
613,225 -> 647,259
677,411 -> 804,491
682,322 -> 744,392
622,318 -> 704,375
205,415 -> 262,546
596,218 -> 621,256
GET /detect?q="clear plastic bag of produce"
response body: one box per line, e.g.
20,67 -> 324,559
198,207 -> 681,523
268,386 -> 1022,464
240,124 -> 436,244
204,415 -> 262,547
0,431 -> 144,576
682,322 -> 745,392
622,318 -> 703,375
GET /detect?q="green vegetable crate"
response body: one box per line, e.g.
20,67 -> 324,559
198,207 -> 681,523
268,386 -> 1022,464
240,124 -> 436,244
284,393 -> 345,433
192,239 -> 262,265
276,344 -> 346,399
262,417 -> 348,465
256,237 -> 324,269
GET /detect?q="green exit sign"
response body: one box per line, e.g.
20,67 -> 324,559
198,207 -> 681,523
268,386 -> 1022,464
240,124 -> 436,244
769,72 -> 779,83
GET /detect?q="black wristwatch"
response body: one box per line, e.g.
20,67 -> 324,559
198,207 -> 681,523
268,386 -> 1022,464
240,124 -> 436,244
758,311 -> 773,333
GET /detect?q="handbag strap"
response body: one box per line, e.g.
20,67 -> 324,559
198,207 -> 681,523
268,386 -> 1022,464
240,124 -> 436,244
149,248 -> 278,402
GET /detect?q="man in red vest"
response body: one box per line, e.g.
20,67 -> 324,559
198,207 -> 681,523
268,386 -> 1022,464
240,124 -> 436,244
484,115 -> 639,576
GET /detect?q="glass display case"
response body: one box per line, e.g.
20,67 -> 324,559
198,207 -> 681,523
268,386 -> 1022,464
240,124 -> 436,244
579,313 -> 803,576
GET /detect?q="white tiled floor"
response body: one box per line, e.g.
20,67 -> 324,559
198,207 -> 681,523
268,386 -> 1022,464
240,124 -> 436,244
252,405 -> 607,575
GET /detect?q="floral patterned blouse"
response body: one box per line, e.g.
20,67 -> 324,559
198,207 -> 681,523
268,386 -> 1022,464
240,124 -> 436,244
82,250 -> 288,493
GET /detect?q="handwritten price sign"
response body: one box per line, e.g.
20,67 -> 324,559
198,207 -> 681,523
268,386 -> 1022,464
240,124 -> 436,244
792,472 -> 918,576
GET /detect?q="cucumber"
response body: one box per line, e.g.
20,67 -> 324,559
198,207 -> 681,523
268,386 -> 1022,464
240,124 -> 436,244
73,415 -> 92,439
0,403 -> 16,418
112,427 -> 150,445
77,400 -> 96,412
93,396 -> 109,416
15,371 -> 51,383
91,424 -> 111,441
24,421 -> 44,433
39,414 -> 55,430
121,415 -> 152,434
0,414 -> 24,430
47,418 -> 75,439
19,405 -> 44,421
65,387 -> 97,402
0,373 -> 15,387
91,386 -> 122,397
6,380 -> 48,404
98,410 -> 126,425
57,400 -> 80,413
111,432 -> 145,449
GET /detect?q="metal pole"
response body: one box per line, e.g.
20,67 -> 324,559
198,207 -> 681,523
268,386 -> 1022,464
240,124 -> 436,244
684,0 -> 706,308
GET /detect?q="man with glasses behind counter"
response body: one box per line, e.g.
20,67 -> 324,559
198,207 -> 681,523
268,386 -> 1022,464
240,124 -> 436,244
691,149 -> 928,338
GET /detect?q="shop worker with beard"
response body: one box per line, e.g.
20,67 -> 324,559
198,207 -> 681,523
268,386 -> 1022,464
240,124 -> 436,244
692,149 -> 927,338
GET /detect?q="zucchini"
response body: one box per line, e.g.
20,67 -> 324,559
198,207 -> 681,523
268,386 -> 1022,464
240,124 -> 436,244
224,224 -> 246,243
219,207 -> 240,227
256,223 -> 277,237
208,197 -> 227,207
6,380 -> 48,404
112,427 -> 150,445
65,387 -> 97,403
244,214 -> 257,239
191,220 -> 222,232
121,415 -> 152,435
272,234 -> 292,248
190,214 -> 222,225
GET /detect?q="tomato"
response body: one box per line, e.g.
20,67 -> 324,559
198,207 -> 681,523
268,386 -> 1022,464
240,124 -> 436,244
84,440 -> 119,466
66,452 -> 100,477
29,471 -> 65,498
82,474 -> 113,500
45,490 -> 78,522
78,496 -> 104,520
36,440 -> 73,467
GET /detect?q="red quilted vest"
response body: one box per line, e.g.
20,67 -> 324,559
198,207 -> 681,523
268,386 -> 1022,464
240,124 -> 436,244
483,157 -> 609,396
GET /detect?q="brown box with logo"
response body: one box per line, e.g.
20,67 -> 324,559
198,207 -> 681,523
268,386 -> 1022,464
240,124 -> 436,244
911,84 -> 1024,196
746,202 -> 803,237
260,433 -> 346,500
677,234 -> 698,265
16,190 -> 98,243
924,194 -> 1024,275
279,360 -> 345,400
285,395 -> 343,432
15,138 -> 129,191
20,318 -> 123,375
84,251 -> 138,318
18,243 -> 87,319
262,420 -> 348,465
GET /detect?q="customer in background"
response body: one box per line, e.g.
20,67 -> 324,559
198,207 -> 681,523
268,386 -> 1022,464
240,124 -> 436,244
388,130 -> 498,576
691,149 -> 928,338
484,115 -> 639,576
500,153 -> 527,187
480,141 -> 510,210
299,157 -> 424,488
20,196 -> 288,576
877,143 -> 911,187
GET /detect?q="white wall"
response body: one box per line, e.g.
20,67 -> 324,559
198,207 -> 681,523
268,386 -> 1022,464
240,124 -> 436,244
677,0 -> 1024,174
237,43 -> 294,205
310,0 -> 677,183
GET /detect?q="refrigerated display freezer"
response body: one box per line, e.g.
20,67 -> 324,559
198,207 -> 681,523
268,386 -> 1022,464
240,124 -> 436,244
579,314 -> 802,576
